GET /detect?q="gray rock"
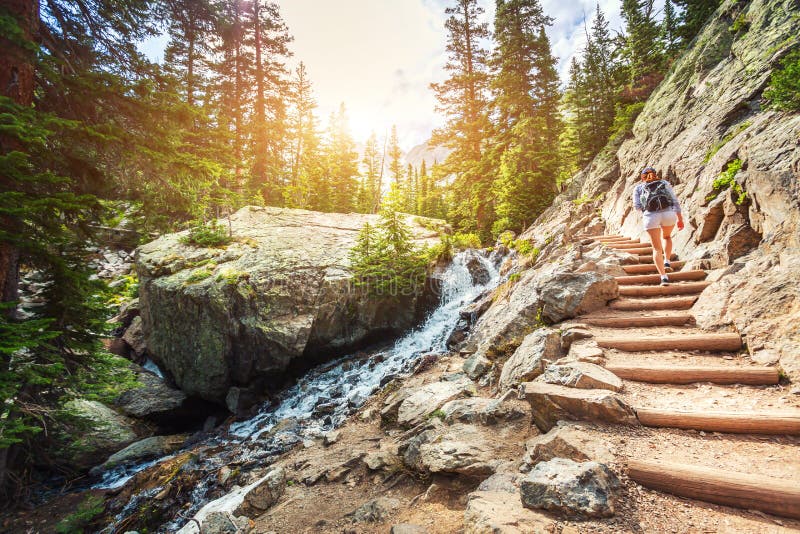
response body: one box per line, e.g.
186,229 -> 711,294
200,511 -> 238,534
322,430 -> 340,446
520,382 -> 638,432
465,255 -> 491,285
110,297 -> 140,328
560,327 -> 593,350
537,272 -> 618,324
348,497 -> 400,523
234,466 -> 285,517
115,371 -> 187,420
498,328 -> 562,390
91,434 -> 187,475
364,449 -> 401,471
122,316 -> 148,357
402,424 -> 502,477
396,376 -> 475,427
537,362 -> 623,392
565,340 -> 605,362
463,353 -> 492,379
520,458 -> 621,519
523,423 -> 615,467
53,399 -> 143,471
476,472 -> 519,493
440,397 -> 527,425
136,206 -> 443,403
464,490 -> 556,534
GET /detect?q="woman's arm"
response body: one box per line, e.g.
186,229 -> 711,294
633,184 -> 643,211
666,182 -> 685,229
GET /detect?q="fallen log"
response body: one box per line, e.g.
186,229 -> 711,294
627,459 -> 800,520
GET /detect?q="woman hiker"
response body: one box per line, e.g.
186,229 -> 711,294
633,167 -> 684,286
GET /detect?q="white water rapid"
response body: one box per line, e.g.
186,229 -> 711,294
98,249 -> 502,532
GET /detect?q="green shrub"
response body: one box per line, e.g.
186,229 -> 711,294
704,121 -> 752,162
729,13 -> 751,34
764,49 -> 800,111
708,159 -> 747,204
451,232 -> 482,250
609,102 -> 646,143
55,494 -> 105,533
498,230 -> 515,248
513,239 -> 533,255
508,273 -> 521,283
350,187 -> 428,298
180,220 -> 231,247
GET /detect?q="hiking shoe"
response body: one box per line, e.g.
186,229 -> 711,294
664,261 -> 672,272
660,275 -> 669,286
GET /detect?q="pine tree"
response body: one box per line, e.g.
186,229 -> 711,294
323,103 -> 359,212
163,0 -> 217,109
283,63 -> 322,209
249,0 -> 292,205
662,0 -> 680,57
490,0 -> 561,235
673,0 -> 722,44
620,0 -> 665,101
387,125 -> 404,189
361,131 -> 382,213
430,0 -> 492,240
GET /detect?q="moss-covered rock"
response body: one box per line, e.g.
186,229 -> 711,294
136,207 -> 444,404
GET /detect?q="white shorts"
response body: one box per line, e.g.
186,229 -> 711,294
642,209 -> 678,230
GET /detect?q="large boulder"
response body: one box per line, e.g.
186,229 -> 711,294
90,434 -> 188,476
520,382 -> 638,433
536,362 -> 623,392
136,207 -> 443,403
498,328 -> 562,390
536,272 -> 618,324
520,458 -> 621,519
51,399 -> 144,472
464,490 -> 556,534
115,370 -> 188,422
522,423 -> 615,468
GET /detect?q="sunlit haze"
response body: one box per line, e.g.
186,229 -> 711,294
142,0 -> 665,151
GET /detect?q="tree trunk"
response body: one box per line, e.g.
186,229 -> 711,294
0,0 -> 39,498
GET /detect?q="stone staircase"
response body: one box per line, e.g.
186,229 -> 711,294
521,234 -> 800,521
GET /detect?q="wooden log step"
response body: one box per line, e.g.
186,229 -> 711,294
605,364 -> 780,385
637,254 -> 678,263
622,261 -> 686,274
618,281 -> 712,297
635,407 -> 800,435
611,242 -> 650,250
583,314 -> 694,328
610,246 -> 653,255
609,296 -> 698,311
615,270 -> 707,285
627,459 -> 800,520
596,332 -> 742,352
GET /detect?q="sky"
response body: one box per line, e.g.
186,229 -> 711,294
142,0 -> 665,151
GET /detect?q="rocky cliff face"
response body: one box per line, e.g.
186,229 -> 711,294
517,0 -> 800,380
136,206 -> 445,405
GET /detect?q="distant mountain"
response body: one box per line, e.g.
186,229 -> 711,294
404,141 -> 451,169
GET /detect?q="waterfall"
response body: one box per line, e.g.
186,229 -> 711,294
96,250 -> 501,532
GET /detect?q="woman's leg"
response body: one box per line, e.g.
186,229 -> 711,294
662,225 -> 675,264
646,228 -> 666,276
